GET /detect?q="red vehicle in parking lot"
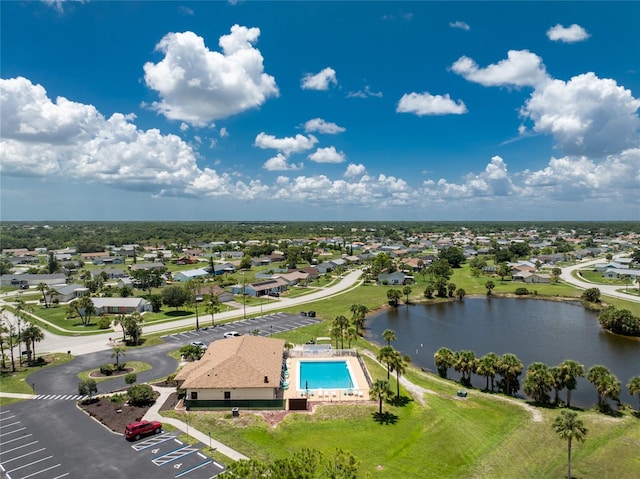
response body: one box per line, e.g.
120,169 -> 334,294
124,420 -> 162,441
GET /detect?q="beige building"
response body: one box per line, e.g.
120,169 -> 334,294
175,335 -> 286,410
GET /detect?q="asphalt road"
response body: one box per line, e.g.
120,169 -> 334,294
28,313 -> 320,396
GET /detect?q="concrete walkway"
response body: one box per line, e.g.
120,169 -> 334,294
143,386 -> 248,461
0,392 -> 36,399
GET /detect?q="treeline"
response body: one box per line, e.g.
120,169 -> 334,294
598,306 -> 640,337
2,221 -> 639,251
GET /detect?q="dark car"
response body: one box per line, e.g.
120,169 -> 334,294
124,420 -> 162,441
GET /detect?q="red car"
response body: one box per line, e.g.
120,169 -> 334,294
124,420 -> 162,441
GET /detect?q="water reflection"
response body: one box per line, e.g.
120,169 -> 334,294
366,297 -> 640,408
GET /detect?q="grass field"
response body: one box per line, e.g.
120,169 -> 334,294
163,351 -> 640,478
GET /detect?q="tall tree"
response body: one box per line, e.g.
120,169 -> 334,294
497,263 -> 511,281
557,359 -> 585,407
386,289 -> 401,307
185,278 -> 203,330
434,347 -> 455,379
552,410 -> 588,479
37,282 -> 51,309
453,350 -> 477,386
162,284 -> 188,310
382,329 -> 396,346
205,293 -> 221,327
476,352 -> 499,391
627,375 -> 640,410
587,365 -> 620,408
497,353 -> 524,396
377,345 -> 396,380
111,346 -> 126,369
350,304 -> 369,336
68,295 -> 96,327
332,315 -> 349,350
345,326 -> 358,348
402,285 -> 412,304
22,322 -> 44,360
485,280 -> 496,296
369,379 -> 391,415
389,350 -> 409,399
523,362 -> 555,404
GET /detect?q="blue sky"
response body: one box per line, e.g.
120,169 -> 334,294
1,1 -> 639,221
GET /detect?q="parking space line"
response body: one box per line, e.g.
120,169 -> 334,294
131,433 -> 175,451
1,447 -> 47,464
212,461 -> 224,469
174,459 -> 213,478
1,440 -> 39,455
20,463 -> 62,479
0,421 -> 21,429
51,473 -> 70,479
152,446 -> 198,466
0,432 -> 31,445
6,455 -> 53,473
0,414 -> 16,421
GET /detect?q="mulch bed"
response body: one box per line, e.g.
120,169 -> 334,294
80,398 -> 152,434
88,367 -> 134,379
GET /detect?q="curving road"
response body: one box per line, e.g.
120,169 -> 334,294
559,255 -> 640,303
2,269 -> 363,356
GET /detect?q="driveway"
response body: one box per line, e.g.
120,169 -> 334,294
560,256 -> 640,303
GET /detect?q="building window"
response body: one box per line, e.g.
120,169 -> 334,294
224,391 -> 231,400
191,391 -> 198,400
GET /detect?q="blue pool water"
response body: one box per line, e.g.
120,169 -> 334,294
298,360 -> 355,390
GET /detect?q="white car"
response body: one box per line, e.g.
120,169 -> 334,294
190,341 -> 207,350
223,331 -> 242,338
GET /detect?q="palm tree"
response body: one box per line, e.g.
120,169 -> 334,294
382,329 -> 396,346
497,353 -> 524,396
433,347 -> 455,379
453,350 -> 476,386
386,289 -> 401,307
587,364 -> 611,407
557,359 -> 585,407
350,304 -> 369,336
332,315 -> 349,350
552,410 -> 588,479
389,351 -> 409,399
377,346 -> 395,380
345,326 -> 358,348
497,263 -> 511,281
369,379 -> 391,415
456,288 -> 466,301
627,375 -> 640,410
113,314 -> 127,341
476,352 -> 499,391
24,323 -> 44,359
523,362 -> 555,404
485,280 -> 495,296
37,282 -> 51,309
402,285 -> 412,304
205,293 -> 221,327
111,346 -> 126,370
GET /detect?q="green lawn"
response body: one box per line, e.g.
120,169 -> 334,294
76,360 -> 152,383
1,353 -> 74,394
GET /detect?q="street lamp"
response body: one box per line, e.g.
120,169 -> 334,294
185,416 -> 189,438
242,272 -> 246,320
208,431 -> 212,450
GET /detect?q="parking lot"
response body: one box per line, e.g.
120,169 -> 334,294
0,401 -> 225,479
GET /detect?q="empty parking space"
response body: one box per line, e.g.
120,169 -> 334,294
0,408 -> 69,479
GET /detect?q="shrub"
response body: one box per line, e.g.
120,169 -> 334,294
124,373 -> 137,385
78,379 -> 98,397
127,384 -> 155,406
582,287 -> 601,303
97,317 -> 112,329
514,287 -> 529,295
100,363 -> 115,376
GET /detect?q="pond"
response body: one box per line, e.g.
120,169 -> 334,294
366,297 -> 640,408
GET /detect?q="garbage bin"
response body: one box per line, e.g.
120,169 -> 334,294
232,407 -> 240,417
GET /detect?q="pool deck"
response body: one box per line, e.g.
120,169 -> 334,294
282,356 -> 370,403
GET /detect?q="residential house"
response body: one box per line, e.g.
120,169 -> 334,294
0,273 -> 66,287
173,268 -> 211,282
175,336 -> 286,410
512,271 -> 551,283
377,271 -> 414,285
273,271 -> 309,286
46,283 -> 88,303
92,268 -> 128,280
90,297 -> 151,315
196,284 -> 234,303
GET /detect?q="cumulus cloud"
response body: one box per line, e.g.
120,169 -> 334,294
301,67 -> 338,90
143,26 -> 279,126
521,73 -> 640,156
347,85 -> 383,99
263,153 -> 303,171
449,21 -> 470,30
254,132 -> 318,155
308,146 -> 346,163
451,50 -> 550,88
344,163 -> 367,177
547,24 -> 590,43
303,118 -> 346,134
219,127 -> 229,137
396,92 -> 467,116
0,76 -> 246,197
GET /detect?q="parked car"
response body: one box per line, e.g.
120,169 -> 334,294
190,341 -> 207,350
223,331 -> 242,338
124,420 -> 162,441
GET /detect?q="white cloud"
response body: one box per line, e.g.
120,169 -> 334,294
347,85 -> 383,99
303,118 -> 346,134
179,123 -> 189,132
178,6 -> 194,16
547,24 -> 590,43
396,92 -> 467,116
301,67 -> 338,90
344,163 -> 366,177
219,127 -> 229,138
263,153 -> 303,171
42,0 -> 85,13
521,72 -> 640,156
254,132 -> 318,155
308,146 -> 346,164
451,50 -> 550,88
143,26 -> 279,126
449,21 -> 470,31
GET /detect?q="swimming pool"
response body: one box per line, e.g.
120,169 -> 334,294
297,360 -> 357,391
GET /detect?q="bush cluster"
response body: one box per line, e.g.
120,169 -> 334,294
598,306 -> 640,337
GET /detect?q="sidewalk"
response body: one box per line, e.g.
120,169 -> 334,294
0,392 -> 36,399
144,386 -> 248,461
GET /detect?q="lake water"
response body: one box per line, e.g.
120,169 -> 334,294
366,297 -> 640,408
